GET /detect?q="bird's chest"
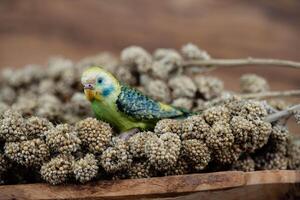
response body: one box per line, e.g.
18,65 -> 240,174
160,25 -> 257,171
92,100 -> 116,120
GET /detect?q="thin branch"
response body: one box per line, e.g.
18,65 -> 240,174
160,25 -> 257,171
183,57 -> 300,69
265,104 -> 300,123
240,90 -> 300,99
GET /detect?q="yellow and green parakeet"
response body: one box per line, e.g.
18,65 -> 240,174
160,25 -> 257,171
81,66 -> 189,133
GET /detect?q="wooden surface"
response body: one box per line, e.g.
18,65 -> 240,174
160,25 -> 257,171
0,170 -> 299,200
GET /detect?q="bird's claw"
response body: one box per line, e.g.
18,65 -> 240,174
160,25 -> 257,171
119,128 -> 139,141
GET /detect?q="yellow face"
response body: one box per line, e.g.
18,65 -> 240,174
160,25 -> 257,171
81,66 -> 119,101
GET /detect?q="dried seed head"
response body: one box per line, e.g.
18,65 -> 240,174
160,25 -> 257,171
59,66 -> 78,87
230,116 -> 255,146
203,105 -> 231,125
36,94 -> 63,122
254,152 -> 288,170
115,66 -> 137,85
171,98 -> 193,110
46,124 -> 81,154
181,43 -> 211,60
4,138 -> 50,166
0,86 -> 16,104
239,100 -> 267,120
293,110 -> 300,124
3,65 -> 44,88
151,61 -> 178,80
154,119 -> 182,135
267,99 -> 289,111
181,115 -> 210,141
0,102 -> 9,116
206,121 -> 234,150
37,79 -> 56,95
193,76 -> 223,100
75,118 -> 112,154
47,57 -> 73,80
229,116 -> 271,153
232,118 -> 272,153
41,155 -> 73,185
145,80 -> 171,103
139,74 -> 153,86
240,74 -> 269,93
0,110 -> 27,142
231,155 -> 255,172
26,116 -> 54,139
100,138 -> 132,173
224,97 -> 245,116
128,161 -> 154,179
213,146 -> 242,165
164,157 -> 189,176
73,154 -> 98,183
67,93 -> 92,117
193,99 -> 207,112
181,139 -> 211,170
128,131 -> 156,158
269,124 -> 289,154
145,132 -> 181,171
168,75 -> 197,98
153,48 -> 182,66
287,142 -> 300,170
12,94 -> 38,116
250,119 -> 272,151
121,46 -> 152,73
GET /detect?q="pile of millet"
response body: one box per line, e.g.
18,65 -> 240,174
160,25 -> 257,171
0,44 -> 299,185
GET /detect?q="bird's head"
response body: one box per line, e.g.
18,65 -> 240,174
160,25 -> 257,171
81,66 -> 120,101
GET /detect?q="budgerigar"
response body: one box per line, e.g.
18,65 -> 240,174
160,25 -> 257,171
81,66 -> 189,133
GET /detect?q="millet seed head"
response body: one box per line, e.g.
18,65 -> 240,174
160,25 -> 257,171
181,139 -> 211,171
145,132 -> 181,171
75,118 -> 112,154
40,154 -> 74,185
46,124 -> 81,154
203,105 -> 231,125
181,115 -> 210,141
100,137 -> 132,173
154,119 -> 182,135
193,76 -> 224,100
231,155 -> 255,172
0,110 -> 27,142
72,153 -> 99,183
168,75 -> 197,98
181,43 -> 211,60
26,116 -> 54,139
121,46 -> 152,73
206,121 -> 234,151
240,74 -> 269,93
213,145 -> 242,165
128,131 -> 156,158
4,138 -> 50,167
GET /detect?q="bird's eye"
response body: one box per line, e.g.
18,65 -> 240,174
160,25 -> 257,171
97,78 -> 103,84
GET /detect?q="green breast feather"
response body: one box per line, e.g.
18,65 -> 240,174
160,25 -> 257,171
91,98 -> 151,132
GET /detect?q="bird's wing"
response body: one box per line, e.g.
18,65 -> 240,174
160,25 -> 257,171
116,85 -> 184,120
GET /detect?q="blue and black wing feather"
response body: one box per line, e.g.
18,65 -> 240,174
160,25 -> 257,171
116,85 -> 185,120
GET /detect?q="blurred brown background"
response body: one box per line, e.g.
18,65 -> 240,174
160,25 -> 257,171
0,0 -> 299,92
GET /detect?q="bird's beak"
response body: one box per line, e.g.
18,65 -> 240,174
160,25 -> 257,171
84,84 -> 95,101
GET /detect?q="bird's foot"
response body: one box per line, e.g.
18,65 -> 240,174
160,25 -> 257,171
119,128 -> 139,141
